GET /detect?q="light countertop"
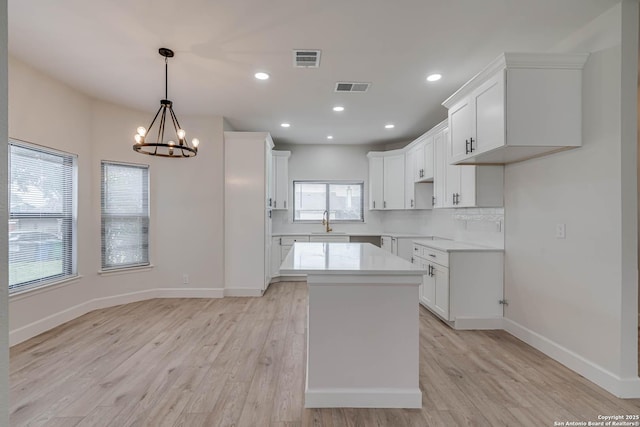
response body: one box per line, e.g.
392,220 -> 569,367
272,231 -> 433,238
413,238 -> 504,252
280,242 -> 427,275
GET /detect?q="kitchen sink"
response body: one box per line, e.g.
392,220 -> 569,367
311,231 -> 346,234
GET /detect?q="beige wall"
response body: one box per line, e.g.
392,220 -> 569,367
8,56 -> 225,343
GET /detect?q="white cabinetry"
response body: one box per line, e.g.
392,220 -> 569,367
368,151 -> 404,210
272,235 -> 309,278
412,241 -> 504,329
271,150 -> 290,210
443,52 -> 588,165
309,235 -> 349,243
224,131 -> 274,295
438,124 -> 503,208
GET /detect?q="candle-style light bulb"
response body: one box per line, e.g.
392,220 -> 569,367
134,134 -> 143,144
177,129 -> 186,139
137,126 -> 147,136
192,138 -> 200,148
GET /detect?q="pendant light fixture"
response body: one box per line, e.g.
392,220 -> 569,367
133,48 -> 200,158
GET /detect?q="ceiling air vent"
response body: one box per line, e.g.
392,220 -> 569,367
335,82 -> 371,93
293,50 -> 321,68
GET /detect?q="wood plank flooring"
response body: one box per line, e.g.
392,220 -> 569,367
9,282 -> 640,426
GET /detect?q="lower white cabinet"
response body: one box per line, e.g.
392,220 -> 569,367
272,235 -> 309,278
413,242 -> 503,329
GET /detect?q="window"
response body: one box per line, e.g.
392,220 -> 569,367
9,140 -> 77,293
293,181 -> 364,222
101,161 -> 150,270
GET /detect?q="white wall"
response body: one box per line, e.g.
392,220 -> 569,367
8,57 -> 226,344
0,0 -> 8,423
503,1 -> 639,396
272,143 -> 385,233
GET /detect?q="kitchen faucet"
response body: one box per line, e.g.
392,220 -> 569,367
322,210 -> 332,233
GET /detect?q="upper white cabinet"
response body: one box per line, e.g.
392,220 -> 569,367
443,52 -> 588,165
271,150 -> 290,210
433,128 -> 447,208
368,151 -> 405,210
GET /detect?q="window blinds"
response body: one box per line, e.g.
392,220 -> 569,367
9,141 -> 77,292
101,162 -> 150,270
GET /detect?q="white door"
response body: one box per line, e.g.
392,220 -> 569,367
457,166 -> 477,208
433,129 -> 447,208
422,262 -> 435,309
383,154 -> 405,209
404,150 -> 415,209
274,155 -> 289,209
414,143 -> 425,181
448,97 -> 473,162
433,264 -> 450,320
473,70 -> 505,155
422,137 -> 434,180
369,157 -> 384,210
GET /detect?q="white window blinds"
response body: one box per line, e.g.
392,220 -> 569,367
9,140 -> 77,293
101,162 -> 150,270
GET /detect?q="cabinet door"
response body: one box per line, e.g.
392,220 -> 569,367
445,143 -> 460,208
381,235 -> 392,252
422,262 -> 436,309
433,129 -> 447,208
274,155 -> 289,209
414,144 -> 425,182
266,148 -> 274,208
448,97 -> 473,162
473,70 -> 505,155
383,154 -> 405,209
369,157 -> 384,210
391,237 -> 398,255
433,264 -> 450,320
422,137 -> 434,180
405,150 -> 415,209
271,236 -> 281,277
457,166 -> 477,207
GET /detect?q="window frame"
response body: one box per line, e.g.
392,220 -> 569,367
8,139 -> 78,294
292,180 -> 365,223
100,160 -> 150,272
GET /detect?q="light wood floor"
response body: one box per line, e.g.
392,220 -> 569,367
9,282 -> 640,426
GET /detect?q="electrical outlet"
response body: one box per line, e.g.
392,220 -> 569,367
182,274 -> 189,285
555,224 -> 566,239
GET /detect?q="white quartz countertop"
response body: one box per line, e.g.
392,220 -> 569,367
412,238 -> 504,252
280,242 -> 428,275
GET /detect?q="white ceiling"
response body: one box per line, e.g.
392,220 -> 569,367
8,0 -> 621,146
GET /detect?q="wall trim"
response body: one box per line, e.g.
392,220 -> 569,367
305,387 -> 422,408
503,318 -> 640,398
10,287 -> 224,346
223,288 -> 264,297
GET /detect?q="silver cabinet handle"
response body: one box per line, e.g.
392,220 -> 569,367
384,201 -> 387,208
373,201 -> 376,208
274,200 -> 277,208
410,199 -> 414,208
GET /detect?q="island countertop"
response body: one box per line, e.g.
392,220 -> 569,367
280,242 -> 427,276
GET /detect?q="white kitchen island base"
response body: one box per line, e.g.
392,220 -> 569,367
280,243 -> 425,409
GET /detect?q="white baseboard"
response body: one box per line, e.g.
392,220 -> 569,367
10,287 -> 224,346
223,288 -> 264,297
454,316 -> 504,330
305,387 -> 422,408
270,275 -> 307,283
503,318 -> 640,398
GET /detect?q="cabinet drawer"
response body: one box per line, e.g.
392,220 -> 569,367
280,235 -> 310,245
421,247 -> 448,267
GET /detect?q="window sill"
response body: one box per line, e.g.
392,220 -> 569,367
98,264 -> 154,276
9,275 -> 83,301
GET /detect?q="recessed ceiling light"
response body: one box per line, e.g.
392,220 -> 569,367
426,73 -> 442,82
385,124 -> 395,129
254,72 -> 270,80
327,135 -> 334,140
281,123 -> 291,128
332,106 -> 345,112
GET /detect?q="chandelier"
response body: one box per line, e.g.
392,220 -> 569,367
133,48 -> 199,158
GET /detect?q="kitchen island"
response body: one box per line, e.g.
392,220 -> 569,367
280,242 -> 426,408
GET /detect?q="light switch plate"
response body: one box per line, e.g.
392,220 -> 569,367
555,223 -> 566,239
